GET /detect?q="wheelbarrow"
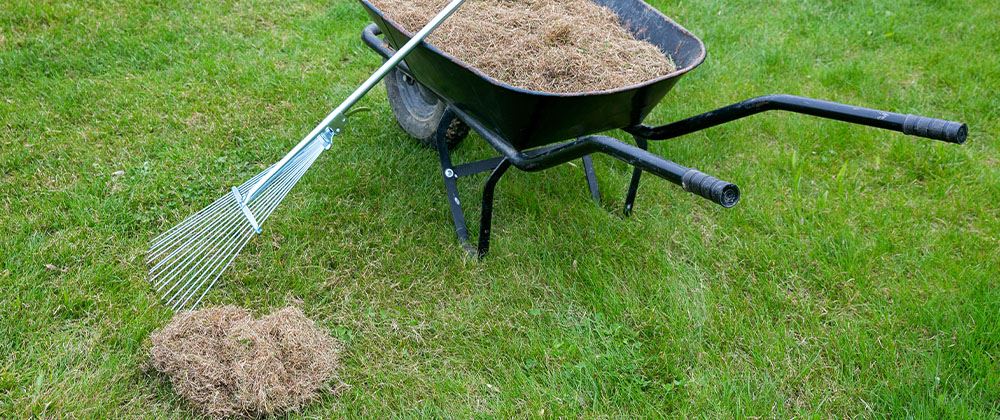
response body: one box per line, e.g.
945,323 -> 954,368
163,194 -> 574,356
359,0 -> 968,257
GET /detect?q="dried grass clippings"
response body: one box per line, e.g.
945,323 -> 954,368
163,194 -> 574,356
149,306 -> 341,418
371,0 -> 677,93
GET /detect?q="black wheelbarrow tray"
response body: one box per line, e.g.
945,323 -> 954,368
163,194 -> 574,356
359,0 -> 968,257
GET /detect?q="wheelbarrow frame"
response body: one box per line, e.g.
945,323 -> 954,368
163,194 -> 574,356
359,6 -> 967,257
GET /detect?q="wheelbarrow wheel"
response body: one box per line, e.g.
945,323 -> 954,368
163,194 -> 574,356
385,68 -> 468,149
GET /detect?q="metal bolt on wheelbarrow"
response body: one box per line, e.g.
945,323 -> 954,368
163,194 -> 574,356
359,0 -> 968,257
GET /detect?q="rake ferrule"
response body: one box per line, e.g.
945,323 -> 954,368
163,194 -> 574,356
232,187 -> 262,234
318,126 -> 337,150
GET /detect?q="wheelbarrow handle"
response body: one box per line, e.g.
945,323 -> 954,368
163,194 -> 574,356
585,137 -> 741,208
629,94 -> 968,144
900,114 -> 968,143
451,105 -> 742,208
680,169 -> 741,208
538,136 -> 742,208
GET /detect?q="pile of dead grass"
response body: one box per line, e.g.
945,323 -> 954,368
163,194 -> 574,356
370,0 -> 677,93
149,306 -> 341,417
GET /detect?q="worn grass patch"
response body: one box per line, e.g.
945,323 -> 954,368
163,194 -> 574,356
1,0 -> 998,417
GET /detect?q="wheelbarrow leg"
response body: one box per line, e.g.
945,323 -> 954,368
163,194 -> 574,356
623,135 -> 649,216
581,154 -> 601,204
434,125 -> 476,255
478,158 -> 512,257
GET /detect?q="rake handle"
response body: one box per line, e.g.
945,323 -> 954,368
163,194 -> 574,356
243,0 -> 468,204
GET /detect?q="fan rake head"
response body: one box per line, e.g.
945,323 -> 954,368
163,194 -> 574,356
146,137 -> 326,311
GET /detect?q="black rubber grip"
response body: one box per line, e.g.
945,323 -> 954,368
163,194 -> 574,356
903,115 -> 968,144
682,170 -> 741,208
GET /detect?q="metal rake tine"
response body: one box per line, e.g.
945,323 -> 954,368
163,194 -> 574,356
167,226 -> 255,309
166,229 -> 253,311
159,222 -> 248,301
148,193 -> 233,254
148,180 -> 250,253
164,216 -> 258,306
245,140 -> 318,218
148,197 -> 242,278
165,147 -> 316,307
180,232 -> 256,311
180,154 -> 316,310
149,160 -> 286,273
148,165 -> 274,256
165,161 -> 303,306
150,148 -> 314,286
154,199 -> 258,291
148,159 -> 278,252
250,143 -> 320,221
148,194 -> 240,264
154,187 -> 277,294
247,140 -> 320,214
186,235 -> 256,310
151,208 -> 246,290
170,180 -> 298,309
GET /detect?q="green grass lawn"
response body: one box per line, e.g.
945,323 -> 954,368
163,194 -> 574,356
2,0 -> 998,417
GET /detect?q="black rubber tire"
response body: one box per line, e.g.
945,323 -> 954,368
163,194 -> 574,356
385,68 -> 468,149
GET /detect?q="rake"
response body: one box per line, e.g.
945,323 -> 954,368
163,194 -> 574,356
147,0 -> 467,311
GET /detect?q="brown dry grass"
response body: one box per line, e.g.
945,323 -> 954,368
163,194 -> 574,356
149,306 -> 341,418
371,0 -> 676,93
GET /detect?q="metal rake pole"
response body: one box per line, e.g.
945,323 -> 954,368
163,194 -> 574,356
147,0 -> 467,311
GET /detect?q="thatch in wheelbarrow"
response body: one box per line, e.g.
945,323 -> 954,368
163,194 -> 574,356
372,0 -> 677,93
149,306 -> 341,417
